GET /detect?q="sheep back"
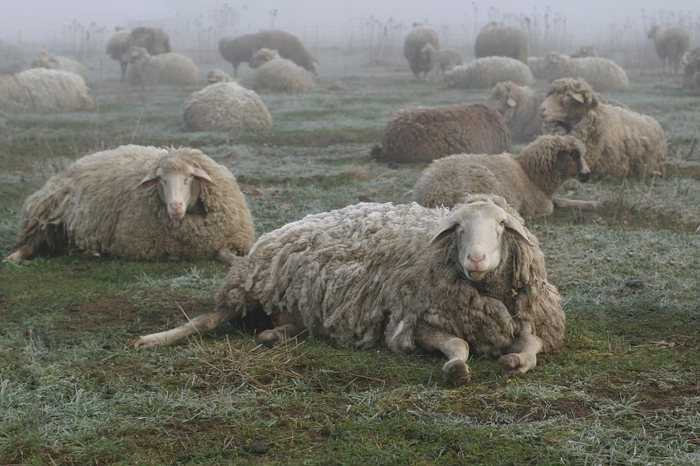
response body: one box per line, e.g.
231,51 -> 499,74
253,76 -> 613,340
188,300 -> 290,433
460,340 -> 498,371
475,23 -> 528,63
183,82 -> 272,132
219,30 -> 318,73
0,68 -> 93,112
445,57 -> 534,89
376,103 -> 511,163
31,53 -> 90,83
543,53 -> 630,91
127,27 -> 171,55
126,52 -> 199,86
253,58 -> 315,93
403,25 -> 440,78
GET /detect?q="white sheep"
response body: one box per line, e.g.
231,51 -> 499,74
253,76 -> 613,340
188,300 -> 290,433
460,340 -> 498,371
7,145 -> 255,264
183,81 -> 272,132
0,68 -> 93,112
106,27 -> 132,81
445,57 -> 534,89
540,78 -> 667,178
30,51 -> 90,83
250,48 -> 315,94
125,47 -> 199,87
542,52 -> 630,91
648,26 -> 690,75
413,135 -> 599,218
206,69 -> 234,84
420,43 -> 463,81
135,194 -> 565,385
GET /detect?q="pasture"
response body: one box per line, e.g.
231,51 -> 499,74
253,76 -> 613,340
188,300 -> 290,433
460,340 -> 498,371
0,47 -> 698,464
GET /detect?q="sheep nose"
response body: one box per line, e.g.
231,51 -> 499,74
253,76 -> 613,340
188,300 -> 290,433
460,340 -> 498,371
467,253 -> 486,266
170,201 -> 183,211
578,170 -> 591,182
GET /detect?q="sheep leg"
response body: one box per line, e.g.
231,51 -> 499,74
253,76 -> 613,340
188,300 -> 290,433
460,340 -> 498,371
256,323 -> 304,347
134,308 -> 231,349
215,247 -> 238,265
416,322 -> 471,385
553,197 -> 600,211
498,334 -> 543,375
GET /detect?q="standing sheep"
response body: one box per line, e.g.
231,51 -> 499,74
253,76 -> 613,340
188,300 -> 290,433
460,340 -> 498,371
487,81 -> 545,143
474,23 -> 528,63
421,43 -> 462,81
126,27 -> 172,56
682,47 -> 700,90
7,146 -> 255,264
540,78 -> 667,178
125,47 -> 199,87
403,24 -> 440,80
250,48 -> 315,94
31,51 -> 89,83
106,27 -> 132,81
444,57 -> 534,89
0,68 -> 93,112
219,30 -> 318,77
413,135 -> 598,218
371,103 -> 511,163
648,25 -> 690,75
183,81 -> 272,132
542,52 -> 630,91
135,195 -> 565,385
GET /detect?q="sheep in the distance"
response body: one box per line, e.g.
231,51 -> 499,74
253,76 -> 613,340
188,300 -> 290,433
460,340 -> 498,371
682,47 -> 700,90
31,51 -> 89,83
249,48 -> 315,94
648,25 -> 690,75
125,27 -> 172,56
413,135 -> 598,218
542,52 -> 630,91
571,46 -> 598,58
487,81 -> 545,143
7,145 -> 255,264
421,43 -> 462,81
540,78 -> 667,178
445,57 -> 534,89
0,68 -> 93,112
403,23 -> 440,80
474,23 -> 528,63
125,47 -> 199,87
135,194 -> 565,385
371,103 -> 511,163
106,27 -> 132,81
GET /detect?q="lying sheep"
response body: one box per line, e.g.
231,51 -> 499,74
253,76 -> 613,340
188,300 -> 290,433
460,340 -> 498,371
106,27 -> 132,81
445,57 -> 534,89
648,25 -> 690,75
413,135 -> 598,218
135,194 -> 565,385
125,47 -> 199,87
540,78 -> 667,178
487,81 -> 545,143
219,30 -> 318,77
250,48 -> 315,93
31,51 -> 89,83
542,52 -> 630,91
475,22 -> 528,63
421,43 -> 462,81
183,81 -> 272,132
571,46 -> 598,58
403,24 -> 440,79
371,103 -> 511,163
0,68 -> 93,112
7,145 -> 255,264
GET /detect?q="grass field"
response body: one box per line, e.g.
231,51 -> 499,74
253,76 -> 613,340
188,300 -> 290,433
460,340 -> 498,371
1,48 -> 699,465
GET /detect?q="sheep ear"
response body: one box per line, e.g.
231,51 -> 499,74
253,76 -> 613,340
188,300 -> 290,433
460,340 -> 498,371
430,219 -> 458,244
503,214 -> 533,246
506,97 -> 516,107
192,168 -> 214,185
570,92 -> 585,104
138,173 -> 159,188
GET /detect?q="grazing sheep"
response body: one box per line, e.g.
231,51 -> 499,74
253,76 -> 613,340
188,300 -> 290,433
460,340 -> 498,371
125,47 -> 199,87
571,46 -> 598,58
542,52 -> 630,91
126,27 -> 172,56
206,68 -> 233,83
31,51 -> 89,83
682,47 -> 700,90
648,26 -> 690,75
250,48 -> 315,93
445,57 -> 534,89
7,146 -> 255,264
219,30 -> 318,77
371,103 -> 511,163
487,81 -> 545,143
540,78 -> 667,178
413,135 -> 598,218
403,24 -> 440,79
0,68 -> 93,112
106,27 -> 132,81
474,22 -> 528,63
183,81 -> 272,132
135,194 -> 565,385
421,43 -> 463,80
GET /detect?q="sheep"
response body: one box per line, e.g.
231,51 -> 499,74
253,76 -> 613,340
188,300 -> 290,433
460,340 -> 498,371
539,78 -> 667,178
371,103 -> 511,163
487,81 -> 545,143
682,47 -> 700,90
206,69 -> 233,83
30,51 -> 89,83
106,27 -> 132,81
125,26 -> 172,56
413,135 -> 599,218
648,25 -> 690,75
403,24 -> 440,79
542,52 -> 630,91
219,30 -> 318,77
420,43 -> 462,81
0,68 -> 93,112
474,22 -> 528,63
444,57 -> 534,89
248,48 -> 280,68
571,46 -> 598,58
7,145 -> 255,264
124,47 -> 199,87
183,81 -> 272,132
135,194 -> 565,386
249,48 -> 315,94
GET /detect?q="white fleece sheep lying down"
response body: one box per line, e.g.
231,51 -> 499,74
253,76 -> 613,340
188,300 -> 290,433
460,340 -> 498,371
0,68 -> 93,112
8,145 -> 255,264
136,195 -> 565,385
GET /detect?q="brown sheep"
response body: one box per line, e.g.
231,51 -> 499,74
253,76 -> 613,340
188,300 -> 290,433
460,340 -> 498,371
403,24 -> 440,80
474,22 -> 528,64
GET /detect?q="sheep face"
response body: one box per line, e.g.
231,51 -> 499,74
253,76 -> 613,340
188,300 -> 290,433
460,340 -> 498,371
432,201 -> 532,282
555,143 -> 591,182
123,46 -> 148,64
250,48 -> 280,68
139,156 -> 213,220
539,80 -> 597,126
487,81 -> 525,123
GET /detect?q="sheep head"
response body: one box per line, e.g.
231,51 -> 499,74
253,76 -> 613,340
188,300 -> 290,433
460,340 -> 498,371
432,196 -> 532,282
250,48 -> 280,68
487,81 -> 529,124
551,135 -> 591,182
539,78 -> 599,126
207,69 -> 233,83
139,150 -> 214,220
123,46 -> 149,64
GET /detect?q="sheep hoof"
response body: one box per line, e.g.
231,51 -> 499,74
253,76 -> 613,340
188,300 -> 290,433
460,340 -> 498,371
498,353 -> 533,375
442,358 -> 470,385
6,250 -> 23,264
256,329 -> 286,348
134,335 -> 162,349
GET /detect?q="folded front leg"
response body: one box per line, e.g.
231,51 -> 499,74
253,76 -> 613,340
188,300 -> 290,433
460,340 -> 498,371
416,321 -> 471,385
498,333 -> 543,375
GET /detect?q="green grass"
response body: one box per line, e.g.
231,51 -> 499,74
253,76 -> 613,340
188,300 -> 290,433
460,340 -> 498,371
0,47 -> 699,465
